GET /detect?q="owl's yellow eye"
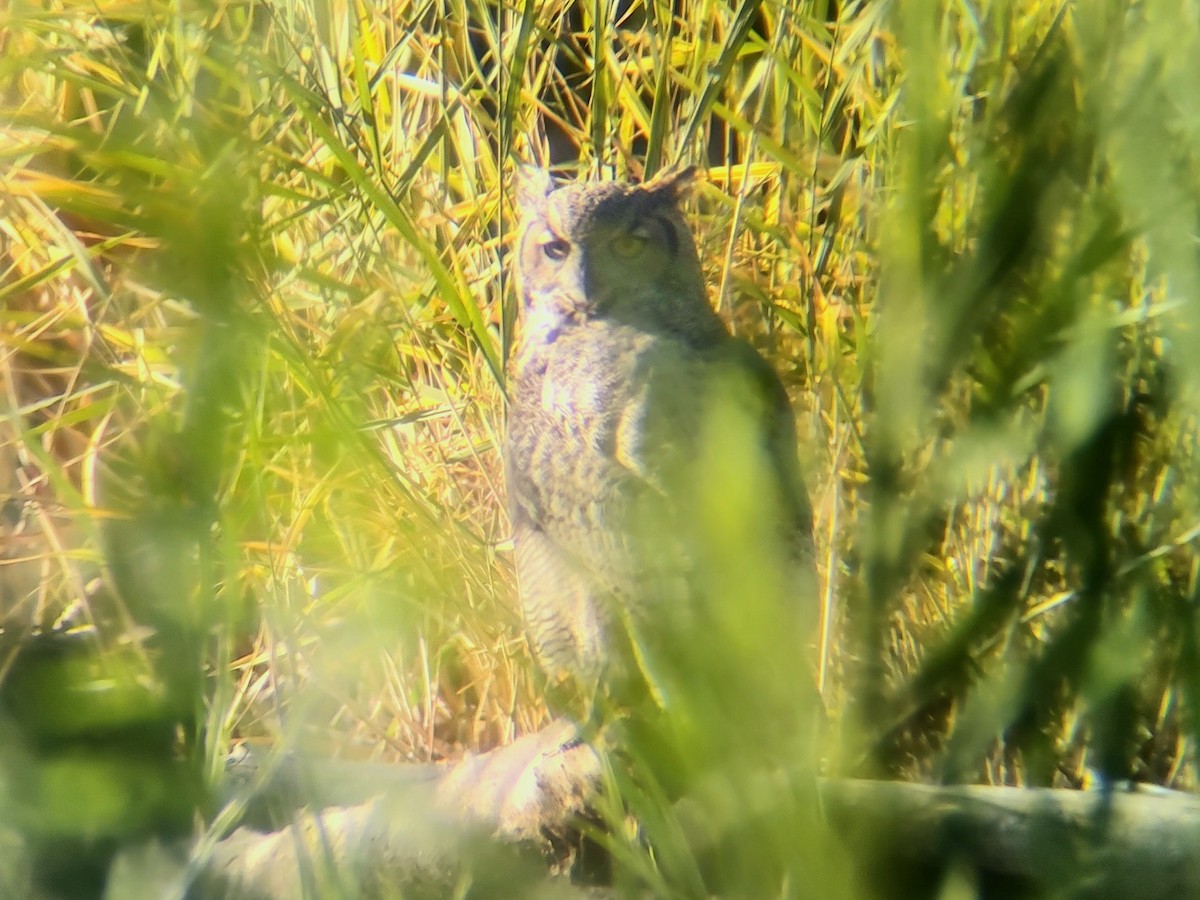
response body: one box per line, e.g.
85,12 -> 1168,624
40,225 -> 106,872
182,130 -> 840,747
610,232 -> 648,258
542,238 -> 570,261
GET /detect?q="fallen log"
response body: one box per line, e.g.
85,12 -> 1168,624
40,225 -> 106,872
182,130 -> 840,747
196,720 -> 605,898
825,778 -> 1200,899
200,721 -> 1200,899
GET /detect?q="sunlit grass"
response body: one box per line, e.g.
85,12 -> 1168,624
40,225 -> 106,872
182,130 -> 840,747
3,0 -> 1200,895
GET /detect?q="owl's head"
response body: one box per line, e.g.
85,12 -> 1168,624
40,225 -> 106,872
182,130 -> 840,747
514,168 -> 725,346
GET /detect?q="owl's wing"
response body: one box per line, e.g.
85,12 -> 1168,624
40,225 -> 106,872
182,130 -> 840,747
617,337 -> 818,676
709,338 -> 814,552
615,336 -> 813,549
609,336 -> 820,668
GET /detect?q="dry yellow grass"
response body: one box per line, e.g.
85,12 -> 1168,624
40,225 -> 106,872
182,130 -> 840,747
3,0 -> 1200,892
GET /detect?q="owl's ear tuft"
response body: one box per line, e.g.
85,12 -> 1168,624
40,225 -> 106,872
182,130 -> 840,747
515,167 -> 555,216
645,166 -> 700,205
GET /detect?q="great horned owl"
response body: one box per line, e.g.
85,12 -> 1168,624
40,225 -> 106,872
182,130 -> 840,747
505,167 -> 814,705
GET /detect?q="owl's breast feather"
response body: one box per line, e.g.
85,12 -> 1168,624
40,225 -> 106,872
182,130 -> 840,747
537,324 -> 650,418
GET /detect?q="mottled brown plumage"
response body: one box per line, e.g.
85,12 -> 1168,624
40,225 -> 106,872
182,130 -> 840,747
505,168 -> 814,701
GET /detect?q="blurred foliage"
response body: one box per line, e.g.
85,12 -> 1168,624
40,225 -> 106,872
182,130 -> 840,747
2,0 -> 1200,896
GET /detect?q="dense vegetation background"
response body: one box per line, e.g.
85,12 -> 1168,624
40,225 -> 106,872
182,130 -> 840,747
3,0 -> 1200,896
